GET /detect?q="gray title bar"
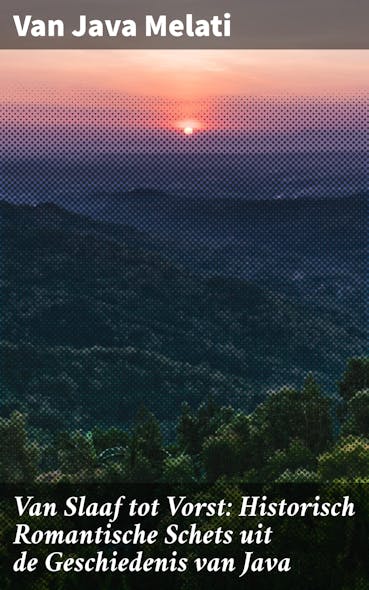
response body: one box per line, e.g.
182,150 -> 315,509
1,0 -> 369,49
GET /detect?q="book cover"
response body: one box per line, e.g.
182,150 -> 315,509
0,1 -> 368,588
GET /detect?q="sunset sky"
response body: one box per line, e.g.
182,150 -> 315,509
1,50 -> 368,152
2,50 -> 369,96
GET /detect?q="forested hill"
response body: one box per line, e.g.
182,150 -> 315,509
0,200 -> 366,431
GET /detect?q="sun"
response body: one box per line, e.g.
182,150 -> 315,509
176,119 -> 201,135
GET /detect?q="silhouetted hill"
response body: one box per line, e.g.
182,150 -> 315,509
0,200 -> 366,431
63,191 -> 366,310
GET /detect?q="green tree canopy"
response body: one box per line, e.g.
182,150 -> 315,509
0,412 -> 40,482
339,358 -> 369,402
318,435 -> 369,480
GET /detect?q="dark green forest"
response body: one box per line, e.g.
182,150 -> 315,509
1,358 -> 369,590
0,200 -> 368,483
1,357 -> 369,484
0,200 -> 366,434
0,199 -> 368,590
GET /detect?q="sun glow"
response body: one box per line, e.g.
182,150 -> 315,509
177,119 -> 202,135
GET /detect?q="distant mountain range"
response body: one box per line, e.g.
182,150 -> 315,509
0,197 -> 366,431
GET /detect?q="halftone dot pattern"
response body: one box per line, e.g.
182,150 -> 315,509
0,86 -> 367,492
